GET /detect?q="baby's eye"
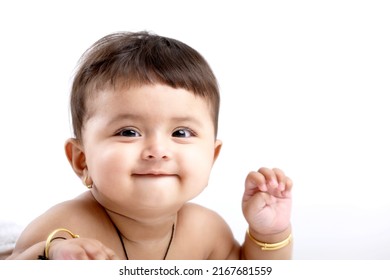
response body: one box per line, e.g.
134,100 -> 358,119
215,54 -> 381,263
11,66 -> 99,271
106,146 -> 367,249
116,129 -> 141,137
172,128 -> 195,138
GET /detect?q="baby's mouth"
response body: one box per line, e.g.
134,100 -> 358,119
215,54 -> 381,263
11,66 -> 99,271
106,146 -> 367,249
134,174 -> 171,177
132,172 -> 176,177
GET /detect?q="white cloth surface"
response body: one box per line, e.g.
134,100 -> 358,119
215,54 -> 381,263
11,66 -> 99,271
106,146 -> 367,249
0,220 -> 23,254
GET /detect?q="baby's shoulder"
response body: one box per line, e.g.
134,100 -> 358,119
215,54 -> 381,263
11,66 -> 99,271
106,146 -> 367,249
176,203 -> 239,259
28,192 -> 108,233
179,203 -> 224,224
12,192 -> 109,255
179,203 -> 234,236
51,192 -> 108,224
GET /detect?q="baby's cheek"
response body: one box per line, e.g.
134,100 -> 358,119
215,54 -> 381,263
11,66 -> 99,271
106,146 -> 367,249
185,152 -> 214,187
88,147 -> 132,183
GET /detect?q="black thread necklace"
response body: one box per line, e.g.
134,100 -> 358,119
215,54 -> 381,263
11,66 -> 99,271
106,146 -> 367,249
115,223 -> 175,260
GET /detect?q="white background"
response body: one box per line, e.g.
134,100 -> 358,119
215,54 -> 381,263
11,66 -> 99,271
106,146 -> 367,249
0,0 -> 389,259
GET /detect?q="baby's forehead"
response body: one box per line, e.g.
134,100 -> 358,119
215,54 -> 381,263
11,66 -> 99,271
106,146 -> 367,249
86,82 -> 214,116
88,82 -> 205,102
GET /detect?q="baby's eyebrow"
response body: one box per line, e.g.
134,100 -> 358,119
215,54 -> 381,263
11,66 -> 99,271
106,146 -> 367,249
169,116 -> 203,126
106,114 -> 203,126
106,113 -> 142,126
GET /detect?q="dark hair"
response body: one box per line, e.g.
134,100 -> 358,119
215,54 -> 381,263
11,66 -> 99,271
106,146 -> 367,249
70,31 -> 220,140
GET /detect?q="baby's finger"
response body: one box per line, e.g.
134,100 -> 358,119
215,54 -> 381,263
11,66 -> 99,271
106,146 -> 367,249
82,241 -> 107,260
281,176 -> 293,198
103,246 -> 120,260
82,240 -> 117,260
244,171 -> 267,201
258,167 -> 278,189
273,168 -> 287,191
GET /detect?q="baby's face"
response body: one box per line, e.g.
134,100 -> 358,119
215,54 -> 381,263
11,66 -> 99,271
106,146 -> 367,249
81,84 -> 221,217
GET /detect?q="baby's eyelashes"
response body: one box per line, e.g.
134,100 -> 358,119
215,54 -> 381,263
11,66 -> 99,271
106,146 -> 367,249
116,128 -> 142,137
113,126 -> 198,139
172,127 -> 197,138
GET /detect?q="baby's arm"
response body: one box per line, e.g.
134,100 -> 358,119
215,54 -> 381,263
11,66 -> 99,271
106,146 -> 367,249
241,167 -> 293,259
9,233 -> 118,260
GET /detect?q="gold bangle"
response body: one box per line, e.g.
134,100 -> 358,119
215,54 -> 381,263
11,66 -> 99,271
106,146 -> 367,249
44,228 -> 80,259
247,229 -> 292,251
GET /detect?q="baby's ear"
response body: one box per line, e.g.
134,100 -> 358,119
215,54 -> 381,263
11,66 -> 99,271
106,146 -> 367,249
213,139 -> 223,163
64,138 -> 86,178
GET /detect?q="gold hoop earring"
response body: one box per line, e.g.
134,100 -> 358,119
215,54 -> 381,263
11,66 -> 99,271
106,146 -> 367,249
83,176 -> 93,189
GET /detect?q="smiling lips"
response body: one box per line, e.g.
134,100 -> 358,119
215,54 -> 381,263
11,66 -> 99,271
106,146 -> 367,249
132,172 -> 176,177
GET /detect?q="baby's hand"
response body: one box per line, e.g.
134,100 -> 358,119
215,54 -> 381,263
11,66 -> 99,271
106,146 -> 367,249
48,237 -> 119,260
242,167 -> 292,236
